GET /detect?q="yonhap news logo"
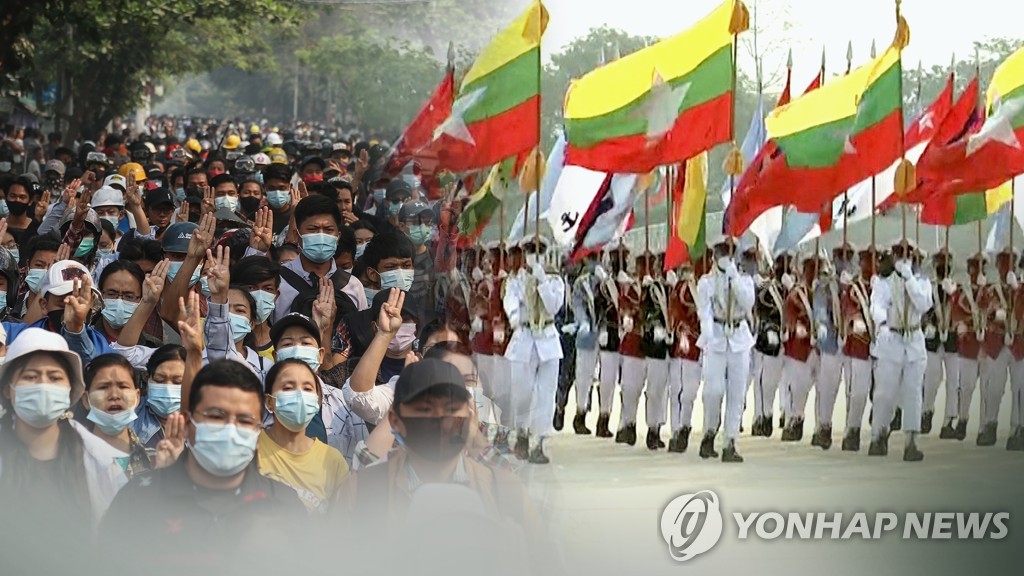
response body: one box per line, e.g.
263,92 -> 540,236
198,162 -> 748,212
660,490 -> 1010,562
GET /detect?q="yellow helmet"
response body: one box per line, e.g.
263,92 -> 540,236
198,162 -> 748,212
118,162 -> 146,182
269,147 -> 288,164
249,124 -> 260,135
185,138 -> 202,154
223,134 -> 242,150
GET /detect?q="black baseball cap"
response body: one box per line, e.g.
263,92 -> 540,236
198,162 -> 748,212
386,179 -> 413,202
143,188 -> 175,209
300,156 -> 327,171
398,199 -> 433,222
394,358 -> 470,405
270,312 -> 322,346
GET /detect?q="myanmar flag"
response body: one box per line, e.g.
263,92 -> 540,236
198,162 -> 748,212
456,158 -> 517,248
563,0 -> 748,173
435,1 -> 547,173
921,182 -> 1011,226
665,153 -> 709,270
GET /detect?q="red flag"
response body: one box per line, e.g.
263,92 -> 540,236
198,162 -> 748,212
384,67 -> 455,179
915,77 -> 989,200
664,164 -> 694,269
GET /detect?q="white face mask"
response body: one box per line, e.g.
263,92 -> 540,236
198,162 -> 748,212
214,195 -> 239,212
717,256 -> 732,270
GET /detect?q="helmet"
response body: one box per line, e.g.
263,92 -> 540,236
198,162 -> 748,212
118,162 -> 146,182
252,152 -> 271,166
268,147 -> 288,164
223,134 -> 242,150
185,138 -> 202,154
249,124 -> 260,135
266,132 -> 283,146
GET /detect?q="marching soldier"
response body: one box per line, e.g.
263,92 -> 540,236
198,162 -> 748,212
948,253 -> 987,440
976,248 -> 1018,446
666,251 -> 709,452
696,235 -> 755,463
751,252 -> 788,438
593,246 -> 627,438
840,246 -> 876,451
780,255 -> 816,442
502,239 -> 565,464
868,240 -> 932,461
569,254 -> 602,435
640,253 -> 672,449
922,249 -> 959,435
554,259 -> 579,432
811,248 -> 845,450
614,255 -> 646,447
469,246 -> 497,423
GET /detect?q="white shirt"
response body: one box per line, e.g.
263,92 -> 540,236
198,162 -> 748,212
870,271 -> 934,362
695,267 -> 755,354
501,268 -> 565,363
273,256 -> 368,324
342,375 -> 398,425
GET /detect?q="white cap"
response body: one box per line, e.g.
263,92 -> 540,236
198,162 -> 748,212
266,132 -> 283,146
104,174 -> 128,191
91,185 -> 125,208
39,260 -> 94,297
0,327 -> 85,405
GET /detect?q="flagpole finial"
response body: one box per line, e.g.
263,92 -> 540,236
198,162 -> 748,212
846,40 -> 853,64
787,47 -> 793,69
951,52 -> 956,72
447,41 -> 455,70
870,39 -> 877,59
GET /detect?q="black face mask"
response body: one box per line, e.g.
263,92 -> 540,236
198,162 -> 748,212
46,309 -> 64,330
239,196 -> 261,216
6,200 -> 30,217
398,416 -> 469,462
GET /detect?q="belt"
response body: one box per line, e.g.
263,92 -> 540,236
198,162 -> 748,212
891,325 -> 921,335
714,318 -> 743,329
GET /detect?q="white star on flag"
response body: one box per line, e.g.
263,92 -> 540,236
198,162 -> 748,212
917,110 -> 935,132
632,70 -> 690,145
433,87 -> 487,145
967,96 -> 1024,156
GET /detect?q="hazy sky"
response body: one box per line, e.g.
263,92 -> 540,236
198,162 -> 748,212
541,0 -> 1022,93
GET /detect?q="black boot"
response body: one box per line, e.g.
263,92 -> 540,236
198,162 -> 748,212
614,426 -> 627,444
816,425 -> 833,450
624,423 -> 638,446
595,414 -> 613,438
750,417 -> 761,437
763,415 -> 774,438
841,428 -> 861,452
722,440 -> 744,463
779,414 -> 786,430
781,418 -> 803,442
977,422 -> 997,446
1007,427 -> 1024,451
668,430 -> 683,453
903,435 -> 924,462
528,439 -> 550,464
678,426 -> 692,452
890,408 -> 903,431
868,437 -> 886,456
921,411 -> 934,435
573,412 -> 592,435
514,431 -> 530,460
553,407 -> 565,432
699,434 -> 718,459
955,420 -> 968,441
880,429 -> 891,456
810,426 -> 823,447
938,420 -> 957,439
646,427 -> 662,451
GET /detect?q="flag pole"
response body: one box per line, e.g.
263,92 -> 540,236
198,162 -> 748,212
870,38 -> 878,250
645,174 -> 651,256
533,4 -> 543,253
915,59 -> 923,247
666,164 -> 674,272
815,45 -> 830,276
842,42 -> 851,248
976,46 -> 984,261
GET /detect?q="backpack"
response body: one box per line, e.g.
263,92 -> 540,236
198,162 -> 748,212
279,267 -> 359,324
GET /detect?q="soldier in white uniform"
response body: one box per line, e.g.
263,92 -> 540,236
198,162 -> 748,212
696,235 -> 755,462
869,240 -> 933,461
921,249 -> 959,435
502,239 -> 566,464
570,254 -> 602,434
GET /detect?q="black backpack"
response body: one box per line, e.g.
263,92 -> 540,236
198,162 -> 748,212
279,267 -> 359,324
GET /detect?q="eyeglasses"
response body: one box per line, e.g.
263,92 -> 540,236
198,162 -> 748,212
193,408 -> 262,431
101,290 -> 142,303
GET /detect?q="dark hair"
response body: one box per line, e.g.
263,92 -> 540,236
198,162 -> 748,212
23,236 -> 62,268
98,218 -> 117,242
97,259 -> 144,294
118,238 -> 163,262
231,255 -> 280,290
307,181 -> 338,201
146,344 -> 186,378
293,194 -> 341,230
350,219 -> 376,236
263,358 -> 321,398
362,228 -> 414,270
210,173 -> 235,188
84,353 -> 138,391
188,360 -> 265,413
269,243 -> 300,263
335,225 -> 356,258
228,285 -> 257,322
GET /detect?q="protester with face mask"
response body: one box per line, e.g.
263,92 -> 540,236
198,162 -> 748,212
258,359 -> 349,514
351,220 -> 376,261
128,344 -> 187,450
384,178 -> 413,225
231,255 -> 280,360
300,156 -> 326,184
210,173 -> 241,213
3,177 -> 39,244
0,267 -> 16,321
93,260 -> 146,346
157,216 -> 216,329
263,164 -> 293,244
238,177 -> 264,220
359,228 -> 415,304
203,245 -> 272,382
100,360 -> 305,556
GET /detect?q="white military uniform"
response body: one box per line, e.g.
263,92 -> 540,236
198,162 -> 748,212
870,265 -> 934,439
503,261 -> 566,441
923,278 -> 960,428
696,261 -> 755,444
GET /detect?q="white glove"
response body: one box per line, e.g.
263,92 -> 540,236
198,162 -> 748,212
653,326 -> 667,342
679,334 -> 691,355
924,325 -> 936,339
561,323 -> 578,335
531,262 -> 546,279
1006,333 -> 1015,347
579,321 -> 592,334
817,324 -> 828,342
471,267 -> 484,282
853,319 -> 867,334
996,308 -> 1007,322
767,330 -> 779,346
665,270 -> 679,287
976,273 -> 987,287
598,330 -> 609,346
594,265 -> 608,282
781,273 -> 795,291
942,278 -> 957,295
494,327 -> 506,343
895,259 -> 912,278
622,315 -> 635,333
642,275 -> 654,287
617,270 -> 632,285
795,324 -> 808,339
839,270 -> 853,286
470,317 -> 483,334
754,274 -> 766,288
724,260 -> 740,279
1009,271 -> 1020,289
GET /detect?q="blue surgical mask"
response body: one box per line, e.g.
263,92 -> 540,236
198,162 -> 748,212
355,243 -> 367,260
167,261 -> 201,286
0,200 -> 8,217
272,390 -> 319,432
267,190 -> 291,209
147,383 -> 181,417
250,290 -> 276,323
300,233 -> 339,264
200,276 -> 211,297
13,383 -> 71,428
25,268 -> 46,293
188,420 -> 259,477
0,290 -> 6,314
380,268 -> 415,291
101,298 -> 140,328
87,405 -> 139,435
0,162 -> 11,173
364,287 -> 379,304
388,201 -> 402,216
407,224 -> 432,247
229,312 -> 251,342
97,248 -> 113,258
99,215 -> 120,229
174,187 -> 187,202
402,174 -> 422,190
276,345 -> 321,371
215,195 -> 239,212
74,237 -> 96,258
8,248 -> 18,264
373,188 -> 386,204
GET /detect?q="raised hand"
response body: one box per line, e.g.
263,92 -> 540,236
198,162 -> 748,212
62,178 -> 82,205
177,200 -> 190,223
63,275 -> 96,333
376,288 -> 405,336
142,258 -> 170,305
187,213 -> 216,259
353,149 -> 370,181
205,245 -> 231,302
34,190 -> 51,221
200,185 -> 215,216
290,181 -> 309,211
56,242 -> 71,262
124,173 -> 143,210
177,292 -> 204,352
249,207 -> 273,252
312,277 -> 337,337
342,210 -> 358,226
153,412 -> 186,469
72,186 -> 93,223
